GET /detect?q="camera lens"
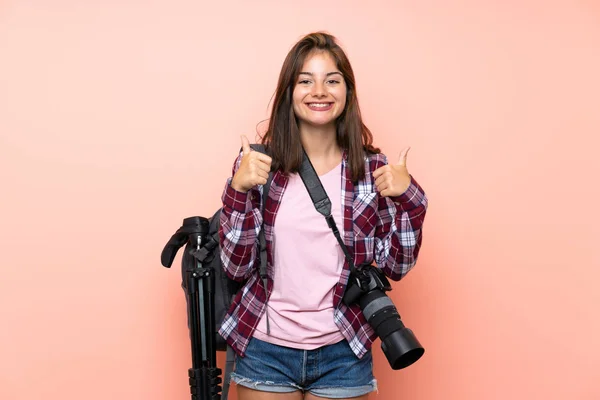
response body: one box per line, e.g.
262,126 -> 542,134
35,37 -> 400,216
359,290 -> 424,370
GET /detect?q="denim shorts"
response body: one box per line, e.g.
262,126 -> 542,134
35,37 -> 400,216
231,337 -> 377,398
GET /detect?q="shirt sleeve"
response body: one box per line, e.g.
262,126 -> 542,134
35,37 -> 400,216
373,155 -> 428,281
218,150 -> 263,281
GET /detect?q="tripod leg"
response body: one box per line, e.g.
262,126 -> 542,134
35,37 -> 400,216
198,272 -> 208,361
206,267 -> 217,365
186,265 -> 223,400
186,269 -> 206,400
197,267 -> 212,400
201,267 -> 223,400
205,268 -> 222,399
186,269 -> 202,370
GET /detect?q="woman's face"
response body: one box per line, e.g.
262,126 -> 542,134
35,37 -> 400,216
292,51 -> 347,129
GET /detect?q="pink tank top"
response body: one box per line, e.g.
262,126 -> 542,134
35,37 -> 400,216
253,161 -> 345,349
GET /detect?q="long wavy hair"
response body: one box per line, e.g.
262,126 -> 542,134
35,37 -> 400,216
261,32 -> 380,182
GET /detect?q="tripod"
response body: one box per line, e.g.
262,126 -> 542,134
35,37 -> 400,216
161,217 -> 223,400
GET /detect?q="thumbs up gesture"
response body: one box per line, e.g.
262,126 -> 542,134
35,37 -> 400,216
230,135 -> 273,193
373,147 -> 412,197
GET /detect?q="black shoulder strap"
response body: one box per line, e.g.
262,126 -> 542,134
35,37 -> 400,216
248,143 -> 273,333
248,144 -> 271,282
297,149 -> 357,276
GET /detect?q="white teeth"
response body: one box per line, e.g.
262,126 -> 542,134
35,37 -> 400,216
308,103 -> 330,108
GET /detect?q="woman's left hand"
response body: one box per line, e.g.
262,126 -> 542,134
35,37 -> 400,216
373,147 -> 412,197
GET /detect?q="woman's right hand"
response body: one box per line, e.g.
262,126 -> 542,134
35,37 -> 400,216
230,135 -> 273,193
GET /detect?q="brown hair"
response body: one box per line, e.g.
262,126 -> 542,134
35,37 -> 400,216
260,31 -> 380,182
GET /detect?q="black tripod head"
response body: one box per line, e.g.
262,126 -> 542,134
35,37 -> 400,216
161,216 -> 210,269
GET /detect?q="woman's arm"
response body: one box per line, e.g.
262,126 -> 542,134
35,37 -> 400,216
373,153 -> 428,280
218,150 -> 264,281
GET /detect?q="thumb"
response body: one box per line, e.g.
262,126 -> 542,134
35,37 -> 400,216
397,146 -> 411,166
241,135 -> 252,156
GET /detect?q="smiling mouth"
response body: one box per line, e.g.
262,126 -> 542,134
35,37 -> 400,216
306,102 -> 334,111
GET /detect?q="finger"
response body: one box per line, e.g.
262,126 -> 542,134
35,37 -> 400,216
241,135 -> 252,156
253,157 -> 272,172
372,165 -> 388,180
255,168 -> 269,181
374,173 -> 389,189
256,165 -> 271,176
252,152 -> 272,164
397,147 -> 411,166
376,181 -> 389,193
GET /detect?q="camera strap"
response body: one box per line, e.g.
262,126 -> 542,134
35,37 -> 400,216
298,148 -> 359,277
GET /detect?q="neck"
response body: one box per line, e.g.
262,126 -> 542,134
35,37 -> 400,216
298,122 -> 343,176
299,122 -> 341,161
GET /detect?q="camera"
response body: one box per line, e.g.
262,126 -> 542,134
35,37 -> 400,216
343,264 -> 424,369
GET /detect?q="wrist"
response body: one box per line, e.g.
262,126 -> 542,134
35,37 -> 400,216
230,179 -> 249,193
223,180 -> 253,213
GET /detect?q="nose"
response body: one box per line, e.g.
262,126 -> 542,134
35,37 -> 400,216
311,81 -> 326,98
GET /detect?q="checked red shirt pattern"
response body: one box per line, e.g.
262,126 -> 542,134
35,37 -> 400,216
218,150 -> 428,359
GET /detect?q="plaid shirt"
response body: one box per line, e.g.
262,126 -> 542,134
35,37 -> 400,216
218,150 -> 428,359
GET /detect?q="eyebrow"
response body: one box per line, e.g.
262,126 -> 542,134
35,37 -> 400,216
298,71 -> 343,77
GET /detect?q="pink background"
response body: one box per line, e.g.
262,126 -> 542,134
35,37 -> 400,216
1,1 -> 599,399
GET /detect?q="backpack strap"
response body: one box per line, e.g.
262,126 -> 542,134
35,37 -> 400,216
258,176 -> 273,334
249,143 -> 273,334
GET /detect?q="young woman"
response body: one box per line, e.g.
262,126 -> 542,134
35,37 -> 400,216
218,32 -> 428,400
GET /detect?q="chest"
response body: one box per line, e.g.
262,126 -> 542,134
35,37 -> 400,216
264,163 -> 379,245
